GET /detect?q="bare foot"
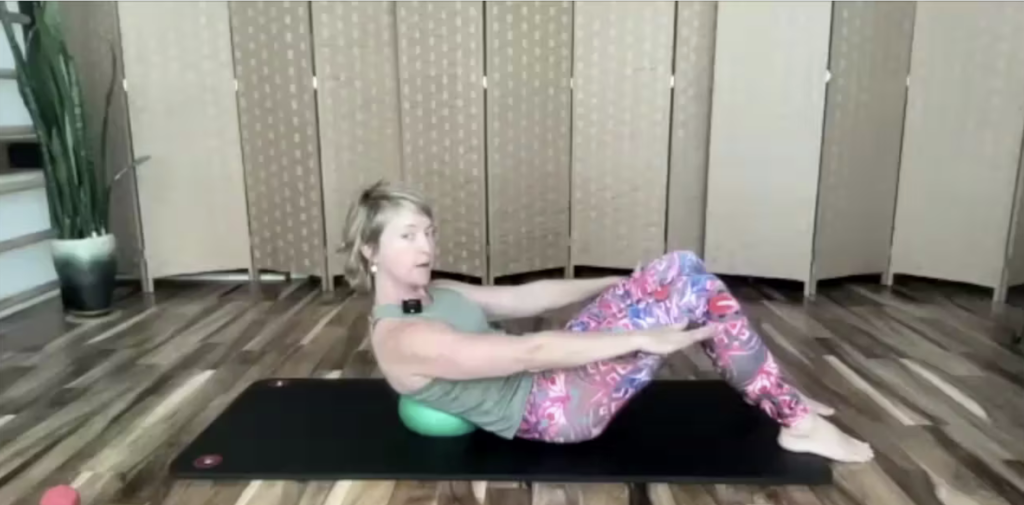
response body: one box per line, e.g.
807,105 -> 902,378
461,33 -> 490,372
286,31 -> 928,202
801,393 -> 835,416
778,414 -> 874,463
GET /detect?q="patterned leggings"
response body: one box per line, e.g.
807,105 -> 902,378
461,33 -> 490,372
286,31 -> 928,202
515,250 -> 810,443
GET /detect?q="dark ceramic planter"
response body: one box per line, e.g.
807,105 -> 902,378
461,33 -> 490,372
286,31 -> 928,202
50,234 -> 118,317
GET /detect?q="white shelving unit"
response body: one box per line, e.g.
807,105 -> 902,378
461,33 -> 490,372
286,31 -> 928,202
0,1 -> 58,318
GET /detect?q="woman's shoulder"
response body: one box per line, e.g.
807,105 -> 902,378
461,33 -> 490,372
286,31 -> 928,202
428,279 -> 488,305
371,309 -> 459,340
372,312 -> 436,336
370,316 -> 440,361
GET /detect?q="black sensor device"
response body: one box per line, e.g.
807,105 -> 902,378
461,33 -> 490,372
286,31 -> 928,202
402,299 -> 423,314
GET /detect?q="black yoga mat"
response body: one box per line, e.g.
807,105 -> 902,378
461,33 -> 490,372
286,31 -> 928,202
170,378 -> 832,485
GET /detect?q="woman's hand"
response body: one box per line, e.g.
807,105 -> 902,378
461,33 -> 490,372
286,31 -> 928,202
636,324 -> 718,355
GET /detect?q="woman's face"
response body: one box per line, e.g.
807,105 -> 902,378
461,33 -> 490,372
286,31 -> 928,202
369,206 -> 436,288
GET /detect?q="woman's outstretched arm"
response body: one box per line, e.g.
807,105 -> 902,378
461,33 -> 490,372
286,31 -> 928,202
373,318 -> 713,381
433,276 -> 624,320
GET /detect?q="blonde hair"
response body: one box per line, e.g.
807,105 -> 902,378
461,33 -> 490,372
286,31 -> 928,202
339,180 -> 433,293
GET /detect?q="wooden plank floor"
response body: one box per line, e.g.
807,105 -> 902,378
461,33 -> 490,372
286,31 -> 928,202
2,276 -> 1024,505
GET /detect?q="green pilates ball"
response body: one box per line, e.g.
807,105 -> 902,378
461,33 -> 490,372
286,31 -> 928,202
398,396 -> 476,437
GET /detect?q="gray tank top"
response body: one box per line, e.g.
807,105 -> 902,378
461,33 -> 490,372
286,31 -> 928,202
370,285 -> 535,439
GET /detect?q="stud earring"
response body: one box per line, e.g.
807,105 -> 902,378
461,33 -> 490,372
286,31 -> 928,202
370,263 -> 378,274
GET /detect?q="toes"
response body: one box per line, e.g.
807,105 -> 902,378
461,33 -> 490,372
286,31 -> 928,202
852,442 -> 875,462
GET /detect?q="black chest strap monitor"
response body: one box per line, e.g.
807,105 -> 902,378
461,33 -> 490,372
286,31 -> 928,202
402,299 -> 423,314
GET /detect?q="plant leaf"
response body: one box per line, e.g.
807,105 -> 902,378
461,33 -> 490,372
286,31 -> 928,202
2,2 -> 112,238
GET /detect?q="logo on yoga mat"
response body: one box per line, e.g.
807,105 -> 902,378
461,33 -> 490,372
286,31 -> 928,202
193,454 -> 223,469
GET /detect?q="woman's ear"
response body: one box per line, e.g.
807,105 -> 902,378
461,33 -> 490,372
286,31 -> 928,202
360,244 -> 375,264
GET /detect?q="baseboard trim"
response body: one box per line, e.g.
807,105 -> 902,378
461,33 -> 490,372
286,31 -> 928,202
0,280 -> 60,320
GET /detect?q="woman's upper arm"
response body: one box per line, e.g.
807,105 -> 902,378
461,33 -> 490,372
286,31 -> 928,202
376,319 -> 534,380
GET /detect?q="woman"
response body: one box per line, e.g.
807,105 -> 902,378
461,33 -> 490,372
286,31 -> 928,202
343,181 -> 873,463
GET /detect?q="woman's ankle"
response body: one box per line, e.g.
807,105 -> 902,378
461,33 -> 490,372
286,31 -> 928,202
781,412 -> 817,436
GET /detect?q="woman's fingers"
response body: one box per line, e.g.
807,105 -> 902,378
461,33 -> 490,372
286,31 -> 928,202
686,325 -> 718,342
665,322 -> 716,340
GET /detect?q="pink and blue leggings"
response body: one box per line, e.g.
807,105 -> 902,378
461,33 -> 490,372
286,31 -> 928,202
515,250 -> 811,443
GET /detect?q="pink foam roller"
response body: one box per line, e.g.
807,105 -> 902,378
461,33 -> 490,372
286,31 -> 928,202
40,485 -> 79,505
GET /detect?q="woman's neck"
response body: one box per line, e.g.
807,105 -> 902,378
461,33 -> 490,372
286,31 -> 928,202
373,276 -> 430,307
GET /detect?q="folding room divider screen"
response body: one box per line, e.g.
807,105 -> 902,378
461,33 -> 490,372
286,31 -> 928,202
58,1 -> 1024,301
889,3 -> 1024,301
485,1 -> 573,282
312,1 -> 403,289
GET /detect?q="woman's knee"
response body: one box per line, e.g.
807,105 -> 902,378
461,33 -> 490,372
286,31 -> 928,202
668,249 -> 703,262
654,250 -> 706,274
633,250 -> 709,291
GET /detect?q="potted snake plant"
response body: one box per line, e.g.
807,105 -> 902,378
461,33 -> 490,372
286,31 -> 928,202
1,3 -> 148,316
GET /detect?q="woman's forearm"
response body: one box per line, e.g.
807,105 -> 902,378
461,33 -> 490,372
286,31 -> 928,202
518,329 -> 645,372
565,276 -> 624,301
